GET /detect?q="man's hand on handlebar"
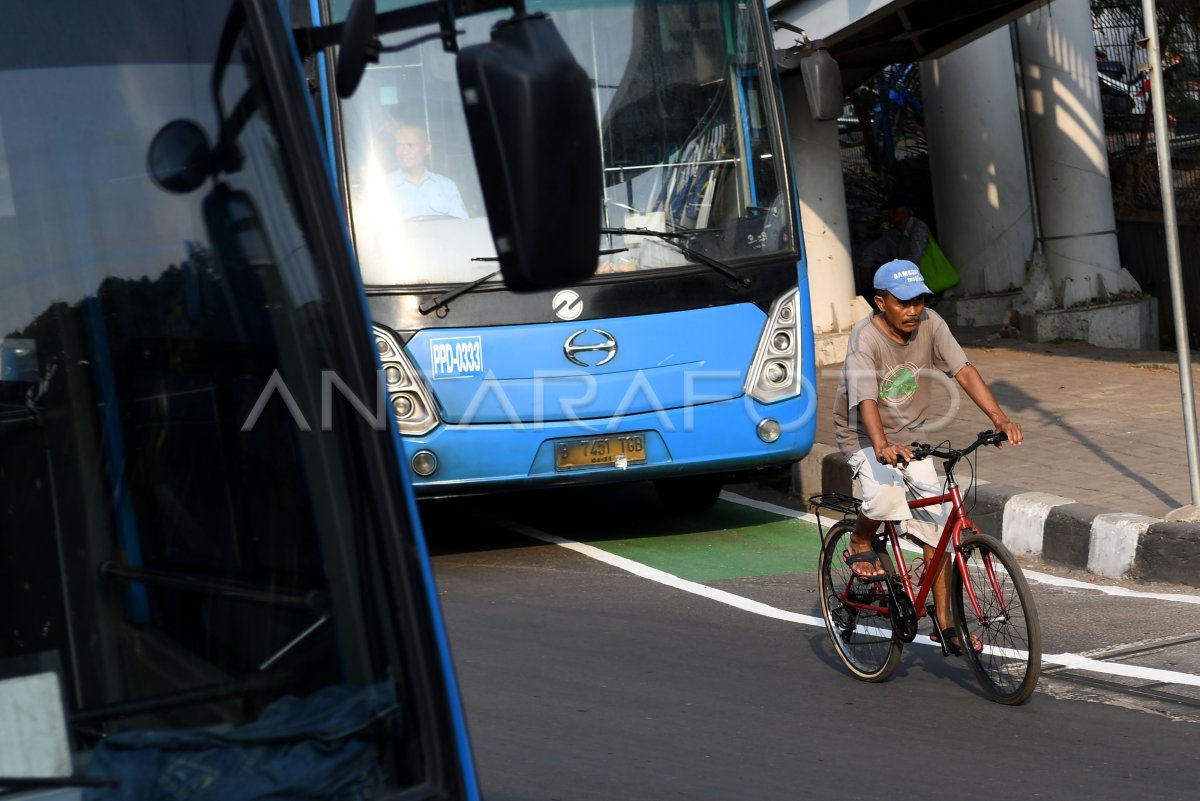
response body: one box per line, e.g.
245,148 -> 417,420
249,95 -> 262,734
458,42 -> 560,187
874,442 -> 913,468
994,419 -> 1022,447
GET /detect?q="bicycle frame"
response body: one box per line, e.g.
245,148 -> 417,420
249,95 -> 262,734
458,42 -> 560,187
836,475 -> 1003,628
888,486 -> 965,615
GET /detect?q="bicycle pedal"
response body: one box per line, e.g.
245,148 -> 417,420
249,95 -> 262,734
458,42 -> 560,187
924,608 -> 955,657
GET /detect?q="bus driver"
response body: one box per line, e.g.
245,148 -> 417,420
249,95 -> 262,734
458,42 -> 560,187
386,122 -> 468,220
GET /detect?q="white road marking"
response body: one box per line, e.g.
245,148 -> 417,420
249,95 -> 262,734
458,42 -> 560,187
490,507 -> 1200,690
1020,569 -> 1200,605
495,517 -> 824,627
723,491 -> 1200,605
719,491 -> 823,525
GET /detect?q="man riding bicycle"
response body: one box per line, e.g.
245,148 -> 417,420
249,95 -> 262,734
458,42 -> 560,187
832,259 -> 1022,654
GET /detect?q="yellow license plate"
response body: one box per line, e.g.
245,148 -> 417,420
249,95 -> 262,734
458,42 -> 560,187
554,433 -> 648,470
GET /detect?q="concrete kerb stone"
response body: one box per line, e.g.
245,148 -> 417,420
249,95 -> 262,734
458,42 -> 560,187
1043,503 -> 1109,569
792,450 -> 1200,588
1001,492 -> 1075,556
1135,522 -> 1200,586
1090,514 -> 1157,579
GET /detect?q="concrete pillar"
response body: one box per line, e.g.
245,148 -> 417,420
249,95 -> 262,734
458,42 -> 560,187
922,28 -> 1035,300
1015,0 -> 1138,306
780,74 -> 870,366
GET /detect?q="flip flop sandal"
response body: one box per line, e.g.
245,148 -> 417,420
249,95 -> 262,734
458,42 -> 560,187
843,549 -> 887,582
930,626 -> 983,656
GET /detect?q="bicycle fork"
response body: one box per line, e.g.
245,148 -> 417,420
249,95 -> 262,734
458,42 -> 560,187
957,536 -> 1013,628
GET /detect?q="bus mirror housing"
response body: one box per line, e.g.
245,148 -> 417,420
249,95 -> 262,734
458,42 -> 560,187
456,13 -> 602,292
147,120 -> 213,195
799,43 -> 842,121
336,0 -> 378,99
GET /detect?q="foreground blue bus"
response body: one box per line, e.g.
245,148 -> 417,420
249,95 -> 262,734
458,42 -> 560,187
0,1 -> 600,797
315,0 -> 817,509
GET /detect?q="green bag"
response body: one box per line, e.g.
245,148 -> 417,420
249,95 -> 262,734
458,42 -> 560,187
918,236 -> 960,293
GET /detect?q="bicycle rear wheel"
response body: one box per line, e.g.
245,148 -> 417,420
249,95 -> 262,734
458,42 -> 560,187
818,520 -> 902,682
952,533 -> 1042,704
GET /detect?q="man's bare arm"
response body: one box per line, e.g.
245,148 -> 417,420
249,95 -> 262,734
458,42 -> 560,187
954,365 -> 1022,445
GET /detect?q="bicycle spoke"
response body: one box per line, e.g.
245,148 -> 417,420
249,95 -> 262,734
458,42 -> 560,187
954,534 -> 1042,704
818,521 -> 902,682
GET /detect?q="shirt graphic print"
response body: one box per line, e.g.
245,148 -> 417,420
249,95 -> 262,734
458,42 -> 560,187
878,362 -> 920,406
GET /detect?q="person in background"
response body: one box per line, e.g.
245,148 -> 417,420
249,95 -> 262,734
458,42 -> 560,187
853,198 -> 927,302
886,199 -> 929,265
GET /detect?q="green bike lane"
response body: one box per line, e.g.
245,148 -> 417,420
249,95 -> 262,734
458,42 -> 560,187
575,499 -> 822,583
480,485 -> 825,586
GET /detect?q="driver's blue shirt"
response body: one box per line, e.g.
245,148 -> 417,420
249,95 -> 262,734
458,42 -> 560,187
386,169 -> 467,219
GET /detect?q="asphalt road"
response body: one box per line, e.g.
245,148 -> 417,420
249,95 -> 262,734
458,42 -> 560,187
421,482 -> 1200,801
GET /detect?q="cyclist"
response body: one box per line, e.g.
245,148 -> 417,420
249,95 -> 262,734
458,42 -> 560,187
831,259 -> 1023,654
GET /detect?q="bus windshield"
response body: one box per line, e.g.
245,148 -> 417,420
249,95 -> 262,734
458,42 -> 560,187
0,2 -> 465,796
340,0 -> 793,288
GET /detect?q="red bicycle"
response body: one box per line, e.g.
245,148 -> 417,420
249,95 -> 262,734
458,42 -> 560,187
811,430 -> 1042,704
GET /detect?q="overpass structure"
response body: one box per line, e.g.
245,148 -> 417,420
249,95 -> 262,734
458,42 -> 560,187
770,0 -> 1157,362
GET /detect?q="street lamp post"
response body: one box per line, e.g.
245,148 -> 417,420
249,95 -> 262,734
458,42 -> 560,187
1142,0 -> 1200,506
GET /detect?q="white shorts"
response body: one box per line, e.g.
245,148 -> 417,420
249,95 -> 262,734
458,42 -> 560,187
847,447 -> 949,548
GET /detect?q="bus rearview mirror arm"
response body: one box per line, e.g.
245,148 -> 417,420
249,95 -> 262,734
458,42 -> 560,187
770,19 -> 843,122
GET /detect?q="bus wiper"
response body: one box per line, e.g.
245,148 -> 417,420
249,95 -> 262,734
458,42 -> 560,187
600,228 -> 749,287
419,270 -> 501,315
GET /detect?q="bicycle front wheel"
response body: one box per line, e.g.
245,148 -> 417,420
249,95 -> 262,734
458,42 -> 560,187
952,533 -> 1042,704
818,520 -> 902,682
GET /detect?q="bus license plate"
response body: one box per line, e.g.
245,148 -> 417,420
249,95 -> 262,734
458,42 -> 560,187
554,433 -> 648,471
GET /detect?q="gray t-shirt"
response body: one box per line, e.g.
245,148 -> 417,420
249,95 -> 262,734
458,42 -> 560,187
833,308 -> 970,456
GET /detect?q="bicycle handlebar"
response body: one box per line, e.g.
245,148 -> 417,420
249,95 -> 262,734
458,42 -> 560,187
909,429 -> 1007,465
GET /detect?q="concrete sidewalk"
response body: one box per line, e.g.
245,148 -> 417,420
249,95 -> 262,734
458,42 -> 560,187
795,326 -> 1200,588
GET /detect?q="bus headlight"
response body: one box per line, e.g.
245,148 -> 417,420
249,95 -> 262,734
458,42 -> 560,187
764,361 -> 789,385
375,325 -> 440,436
745,289 -> 803,403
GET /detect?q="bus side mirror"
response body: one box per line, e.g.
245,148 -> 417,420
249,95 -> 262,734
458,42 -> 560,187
457,13 -> 602,292
147,120 -> 213,195
799,44 -> 842,122
771,21 -> 842,122
335,0 -> 378,99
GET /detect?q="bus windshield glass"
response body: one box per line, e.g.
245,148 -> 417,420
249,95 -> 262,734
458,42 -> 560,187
339,0 -> 793,288
0,2 -> 452,794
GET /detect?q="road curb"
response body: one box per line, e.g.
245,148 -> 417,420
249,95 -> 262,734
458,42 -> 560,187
793,446 -> 1200,588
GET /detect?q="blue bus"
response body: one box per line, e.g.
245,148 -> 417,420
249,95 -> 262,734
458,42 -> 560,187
0,1 -> 597,797
317,0 -> 818,510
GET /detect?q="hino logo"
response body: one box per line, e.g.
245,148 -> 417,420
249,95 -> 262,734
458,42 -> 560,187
564,328 -> 617,367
